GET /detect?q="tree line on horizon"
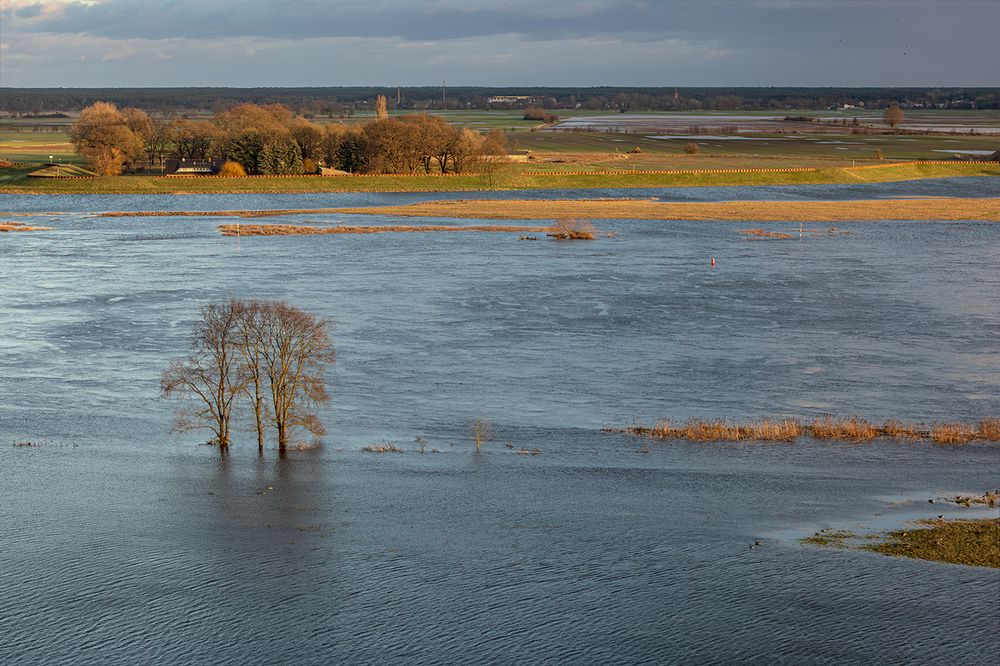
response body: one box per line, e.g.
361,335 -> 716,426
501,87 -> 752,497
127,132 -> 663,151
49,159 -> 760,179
4,86 -> 998,116
70,100 -> 508,176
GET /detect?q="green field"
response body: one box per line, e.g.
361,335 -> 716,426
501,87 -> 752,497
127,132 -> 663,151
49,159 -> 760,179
2,109 -> 997,187
2,162 -> 997,195
0,129 -> 80,164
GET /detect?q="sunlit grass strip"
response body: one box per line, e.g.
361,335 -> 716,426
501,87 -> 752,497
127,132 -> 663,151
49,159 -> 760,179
332,197 -> 1000,222
0,221 -> 51,232
89,197 -> 1000,223
218,223 -> 552,237
3,162 -> 999,195
612,417 -> 1000,444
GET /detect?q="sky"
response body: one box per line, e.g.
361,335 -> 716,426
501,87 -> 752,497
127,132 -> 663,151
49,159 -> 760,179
1,0 -> 997,88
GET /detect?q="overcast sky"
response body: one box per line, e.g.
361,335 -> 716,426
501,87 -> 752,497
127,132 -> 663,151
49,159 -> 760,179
1,0 -> 996,88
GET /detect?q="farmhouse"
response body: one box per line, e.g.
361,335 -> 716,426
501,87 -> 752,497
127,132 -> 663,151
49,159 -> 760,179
164,159 -> 222,175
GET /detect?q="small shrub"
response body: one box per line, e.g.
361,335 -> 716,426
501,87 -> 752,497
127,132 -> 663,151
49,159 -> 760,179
684,142 -> 700,155
217,161 -> 247,177
547,219 -> 596,240
874,149 -> 885,160
471,417 -> 494,452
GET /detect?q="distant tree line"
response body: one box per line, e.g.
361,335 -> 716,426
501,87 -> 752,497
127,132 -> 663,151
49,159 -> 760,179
69,101 -> 508,176
5,86 -> 998,116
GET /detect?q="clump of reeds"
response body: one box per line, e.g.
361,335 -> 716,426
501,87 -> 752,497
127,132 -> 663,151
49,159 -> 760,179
613,416 -> 999,445
929,422 -> 979,445
809,416 -> 879,441
747,418 -> 803,441
629,418 -> 800,442
740,228 -> 794,239
361,442 -> 404,453
978,418 -> 1000,441
880,419 -> 922,439
547,218 -> 596,240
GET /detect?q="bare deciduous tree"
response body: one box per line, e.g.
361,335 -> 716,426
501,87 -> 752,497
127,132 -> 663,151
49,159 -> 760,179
162,300 -> 335,453
233,300 -> 268,452
256,302 -> 336,451
161,300 -> 248,450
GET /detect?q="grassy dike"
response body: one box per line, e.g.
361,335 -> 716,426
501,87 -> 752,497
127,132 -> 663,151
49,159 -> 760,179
2,162 -> 998,195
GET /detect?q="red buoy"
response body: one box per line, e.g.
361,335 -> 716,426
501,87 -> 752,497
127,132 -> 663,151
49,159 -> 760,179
711,257 -> 715,268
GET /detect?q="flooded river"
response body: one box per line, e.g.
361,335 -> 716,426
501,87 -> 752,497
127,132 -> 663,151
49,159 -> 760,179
1,178 -> 998,663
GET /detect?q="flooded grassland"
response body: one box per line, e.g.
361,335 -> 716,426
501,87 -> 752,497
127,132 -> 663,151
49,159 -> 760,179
1,180 -> 998,664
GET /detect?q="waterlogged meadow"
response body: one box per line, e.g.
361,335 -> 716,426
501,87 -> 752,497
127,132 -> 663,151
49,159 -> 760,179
1,179 -> 999,663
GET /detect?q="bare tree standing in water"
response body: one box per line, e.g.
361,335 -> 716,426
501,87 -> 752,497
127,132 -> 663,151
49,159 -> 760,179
257,302 -> 336,451
163,300 -> 335,452
234,300 -> 268,453
161,301 -> 248,451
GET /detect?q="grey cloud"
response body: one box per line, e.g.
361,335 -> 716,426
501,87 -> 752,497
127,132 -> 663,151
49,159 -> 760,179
2,0 -> 996,86
8,0 -> 987,44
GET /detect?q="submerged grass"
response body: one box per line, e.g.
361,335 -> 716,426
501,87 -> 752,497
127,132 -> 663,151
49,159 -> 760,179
863,519 -> 1000,568
945,491 -> 999,508
614,417 -> 1000,444
361,442 -> 404,453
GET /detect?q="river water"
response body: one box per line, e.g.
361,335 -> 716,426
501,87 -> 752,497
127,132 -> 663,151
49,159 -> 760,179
1,178 -> 998,664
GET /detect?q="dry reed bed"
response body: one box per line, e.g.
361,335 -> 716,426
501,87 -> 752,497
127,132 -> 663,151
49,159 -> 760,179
328,197 -> 1000,222
613,417 -> 1000,444
0,221 -> 51,232
218,223 -> 552,237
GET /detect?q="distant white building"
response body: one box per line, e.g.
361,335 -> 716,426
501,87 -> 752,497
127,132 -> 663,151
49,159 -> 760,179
487,95 -> 538,105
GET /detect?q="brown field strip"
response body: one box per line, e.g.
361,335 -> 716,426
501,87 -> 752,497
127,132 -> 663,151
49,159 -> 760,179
328,197 -> 1000,222
218,223 -> 551,236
